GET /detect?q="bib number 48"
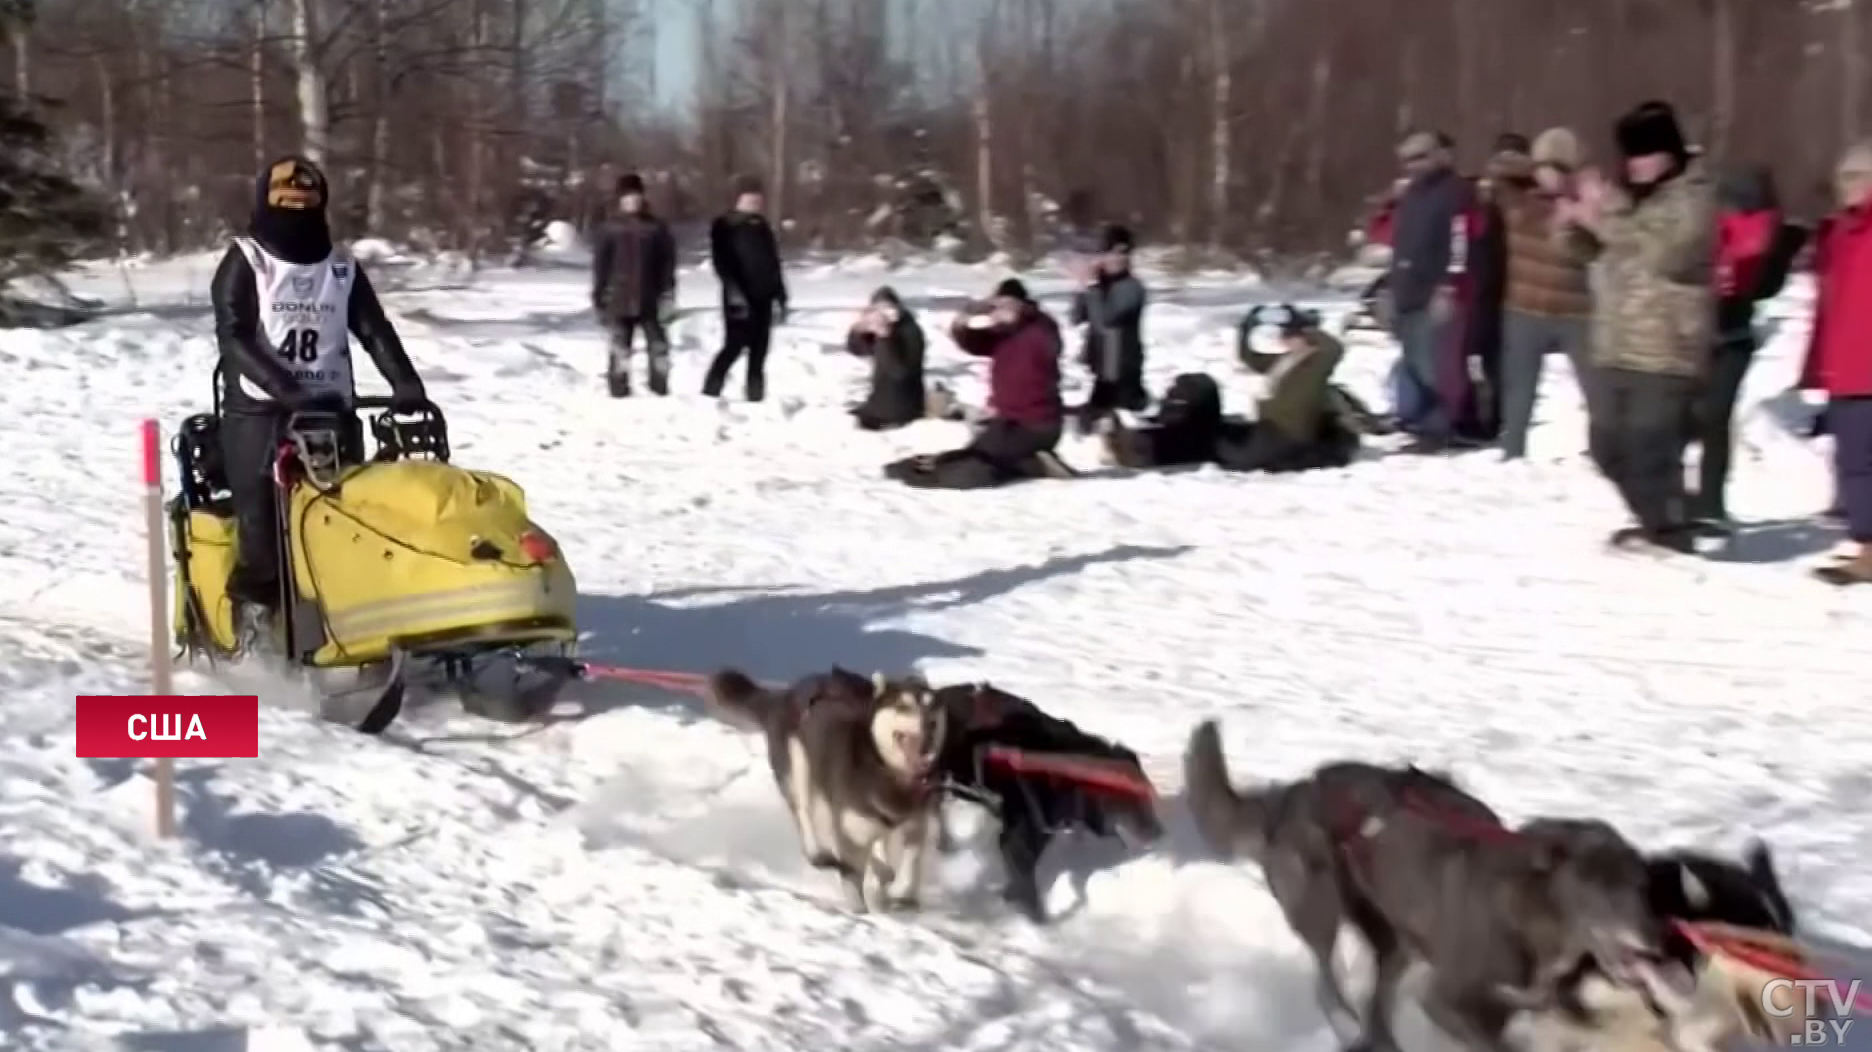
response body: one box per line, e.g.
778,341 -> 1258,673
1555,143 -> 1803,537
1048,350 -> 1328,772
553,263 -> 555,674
278,329 -> 320,363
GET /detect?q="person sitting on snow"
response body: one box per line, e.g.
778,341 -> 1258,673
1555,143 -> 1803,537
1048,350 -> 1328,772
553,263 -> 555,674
884,279 -> 1073,488
211,155 -> 427,655
1103,309 -> 1359,472
845,286 -> 928,431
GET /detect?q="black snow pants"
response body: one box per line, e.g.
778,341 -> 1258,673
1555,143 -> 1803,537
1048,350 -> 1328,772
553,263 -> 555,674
1586,367 -> 1699,535
885,420 -> 1064,490
220,406 -> 360,609
606,316 -> 672,394
703,305 -> 774,401
220,409 -> 287,607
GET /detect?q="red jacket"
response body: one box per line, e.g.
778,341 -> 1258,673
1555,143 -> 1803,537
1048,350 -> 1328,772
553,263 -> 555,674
953,306 -> 1064,427
1801,205 -> 1872,397
1717,209 -> 1777,299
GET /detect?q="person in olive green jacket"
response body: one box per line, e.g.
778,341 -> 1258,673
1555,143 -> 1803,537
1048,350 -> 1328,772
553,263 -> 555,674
1559,100 -> 1717,555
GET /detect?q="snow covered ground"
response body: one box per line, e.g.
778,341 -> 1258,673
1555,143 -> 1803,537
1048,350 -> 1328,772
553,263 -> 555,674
0,242 -> 1866,1052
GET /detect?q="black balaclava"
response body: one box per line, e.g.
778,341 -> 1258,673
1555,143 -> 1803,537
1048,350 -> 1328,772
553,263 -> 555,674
250,155 -> 334,265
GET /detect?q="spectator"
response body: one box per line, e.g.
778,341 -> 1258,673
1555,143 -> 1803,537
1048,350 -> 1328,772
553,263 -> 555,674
1799,143 -> 1872,585
1691,166 -> 1807,530
1069,224 -> 1149,433
844,286 -> 927,431
1494,126 -> 1594,460
1387,130 -> 1476,451
1558,100 -> 1717,555
1460,132 -> 1531,443
589,173 -> 678,397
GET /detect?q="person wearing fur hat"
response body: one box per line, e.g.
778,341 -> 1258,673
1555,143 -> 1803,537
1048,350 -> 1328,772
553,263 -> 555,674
1068,224 -> 1149,433
1557,100 -> 1717,555
1493,126 -> 1596,460
590,172 -> 678,397
209,154 -> 426,653
702,175 -> 788,402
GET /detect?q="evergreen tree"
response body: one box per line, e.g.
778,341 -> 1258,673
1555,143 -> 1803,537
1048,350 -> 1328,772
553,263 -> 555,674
0,0 -> 109,296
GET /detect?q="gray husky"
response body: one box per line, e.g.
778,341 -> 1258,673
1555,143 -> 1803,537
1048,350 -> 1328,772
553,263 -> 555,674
709,666 -> 948,913
1182,719 -> 1671,1052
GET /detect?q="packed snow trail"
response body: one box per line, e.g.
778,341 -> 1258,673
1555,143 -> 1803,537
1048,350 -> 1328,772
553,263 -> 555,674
0,250 -> 1866,1051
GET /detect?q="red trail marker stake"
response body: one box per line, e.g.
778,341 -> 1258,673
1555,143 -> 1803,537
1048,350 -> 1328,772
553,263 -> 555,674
142,419 -> 177,838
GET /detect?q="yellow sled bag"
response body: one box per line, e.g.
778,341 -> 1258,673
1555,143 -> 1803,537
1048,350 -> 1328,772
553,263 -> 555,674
287,459 -> 577,665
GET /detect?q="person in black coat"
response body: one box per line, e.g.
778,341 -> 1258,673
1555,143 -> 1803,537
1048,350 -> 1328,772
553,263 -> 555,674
845,286 -> 927,430
590,173 -> 678,397
1069,224 -> 1149,432
702,176 -> 789,402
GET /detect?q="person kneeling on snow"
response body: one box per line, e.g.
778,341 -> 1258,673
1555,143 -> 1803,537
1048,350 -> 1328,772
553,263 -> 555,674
212,155 -> 426,655
1103,312 -> 1358,472
845,287 -> 928,430
884,279 -> 1073,489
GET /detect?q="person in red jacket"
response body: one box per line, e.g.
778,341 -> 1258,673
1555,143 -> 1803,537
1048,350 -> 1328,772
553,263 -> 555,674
1692,167 -> 1807,531
884,278 -> 1071,488
1799,144 -> 1872,584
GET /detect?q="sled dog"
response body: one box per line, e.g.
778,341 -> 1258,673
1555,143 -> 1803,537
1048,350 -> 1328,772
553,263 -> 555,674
709,666 -> 948,913
1510,841 -> 1807,1052
1182,719 -> 1671,1052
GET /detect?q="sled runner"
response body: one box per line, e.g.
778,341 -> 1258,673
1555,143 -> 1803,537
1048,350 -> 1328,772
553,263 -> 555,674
166,386 -> 580,733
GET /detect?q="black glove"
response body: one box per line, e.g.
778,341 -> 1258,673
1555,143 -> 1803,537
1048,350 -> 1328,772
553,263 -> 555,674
390,381 -> 428,413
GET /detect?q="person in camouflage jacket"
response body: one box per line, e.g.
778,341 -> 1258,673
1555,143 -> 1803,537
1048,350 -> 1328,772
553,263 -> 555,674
1560,100 -> 1717,555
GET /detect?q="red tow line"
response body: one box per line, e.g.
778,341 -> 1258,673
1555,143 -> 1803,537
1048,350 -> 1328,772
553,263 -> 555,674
577,663 -> 713,693
1674,920 -> 1872,1015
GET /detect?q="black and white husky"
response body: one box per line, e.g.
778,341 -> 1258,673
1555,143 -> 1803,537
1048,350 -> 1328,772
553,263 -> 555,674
709,666 -> 948,913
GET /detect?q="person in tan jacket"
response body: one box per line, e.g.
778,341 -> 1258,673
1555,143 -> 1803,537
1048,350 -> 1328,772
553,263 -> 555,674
1495,127 -> 1596,459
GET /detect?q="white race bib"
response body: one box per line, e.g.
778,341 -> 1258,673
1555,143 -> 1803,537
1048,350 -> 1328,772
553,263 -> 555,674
233,237 -> 356,403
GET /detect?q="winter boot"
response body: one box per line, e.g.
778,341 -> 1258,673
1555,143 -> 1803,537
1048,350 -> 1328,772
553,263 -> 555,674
1814,543 -> 1872,586
234,602 -> 280,661
606,349 -> 631,398
648,357 -> 670,396
746,375 -> 766,403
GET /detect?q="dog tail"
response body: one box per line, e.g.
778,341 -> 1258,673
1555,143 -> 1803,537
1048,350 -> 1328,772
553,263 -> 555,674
706,668 -> 779,732
1744,838 -> 1797,934
1182,719 -> 1268,860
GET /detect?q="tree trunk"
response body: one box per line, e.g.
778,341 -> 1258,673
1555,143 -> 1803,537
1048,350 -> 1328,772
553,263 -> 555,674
363,0 -> 391,231
973,85 -> 994,248
251,0 -> 267,169
285,0 -> 329,164
1206,0 -> 1230,248
769,0 -> 791,222
11,25 -> 26,96
1845,0 -> 1863,152
92,54 -> 116,183
1709,0 -> 1736,158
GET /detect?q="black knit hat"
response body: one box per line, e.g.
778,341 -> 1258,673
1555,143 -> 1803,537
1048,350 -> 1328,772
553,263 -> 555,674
1100,224 -> 1134,252
994,278 -> 1031,302
616,173 -> 645,196
1615,101 -> 1689,161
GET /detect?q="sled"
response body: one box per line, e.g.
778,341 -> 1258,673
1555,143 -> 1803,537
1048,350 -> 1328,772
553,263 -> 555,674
165,379 -> 580,733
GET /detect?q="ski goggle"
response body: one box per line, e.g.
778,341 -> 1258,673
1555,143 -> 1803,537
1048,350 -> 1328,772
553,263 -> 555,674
266,160 -> 326,210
